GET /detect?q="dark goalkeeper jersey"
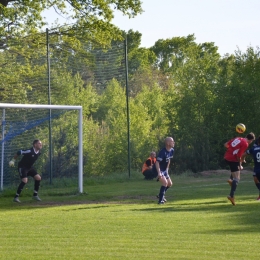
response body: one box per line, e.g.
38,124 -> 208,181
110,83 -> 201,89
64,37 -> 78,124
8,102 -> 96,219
17,147 -> 41,168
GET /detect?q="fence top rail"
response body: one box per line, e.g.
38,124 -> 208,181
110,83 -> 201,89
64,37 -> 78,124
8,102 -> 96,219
0,103 -> 82,110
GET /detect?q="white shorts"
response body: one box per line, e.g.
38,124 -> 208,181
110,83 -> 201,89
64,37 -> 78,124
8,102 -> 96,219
161,170 -> 170,179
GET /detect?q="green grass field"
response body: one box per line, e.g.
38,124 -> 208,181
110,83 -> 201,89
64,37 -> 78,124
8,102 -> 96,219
0,171 -> 259,260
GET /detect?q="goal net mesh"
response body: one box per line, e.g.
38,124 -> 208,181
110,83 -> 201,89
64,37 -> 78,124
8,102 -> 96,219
0,107 -> 81,196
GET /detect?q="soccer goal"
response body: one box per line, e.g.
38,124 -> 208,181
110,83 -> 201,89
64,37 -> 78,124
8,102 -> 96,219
0,103 -> 83,195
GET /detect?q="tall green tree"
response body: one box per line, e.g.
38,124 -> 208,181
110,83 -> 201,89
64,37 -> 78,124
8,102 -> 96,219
150,34 -> 197,73
89,79 -> 128,174
130,84 -> 170,168
0,38 -> 47,103
155,38 -> 222,172
0,0 -> 142,48
215,47 -> 260,138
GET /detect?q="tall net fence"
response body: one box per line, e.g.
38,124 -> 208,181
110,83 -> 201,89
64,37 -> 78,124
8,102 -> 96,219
0,25 -> 127,194
0,26 -> 126,104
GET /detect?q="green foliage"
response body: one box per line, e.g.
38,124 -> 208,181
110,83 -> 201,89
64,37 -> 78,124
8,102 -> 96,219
150,34 -> 197,72
0,41 -> 46,103
0,0 -> 143,51
128,47 -> 157,74
125,29 -> 157,75
162,38 -> 221,172
219,47 -> 260,135
125,29 -> 142,52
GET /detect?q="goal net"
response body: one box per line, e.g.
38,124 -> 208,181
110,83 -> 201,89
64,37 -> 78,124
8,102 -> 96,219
0,103 -> 83,196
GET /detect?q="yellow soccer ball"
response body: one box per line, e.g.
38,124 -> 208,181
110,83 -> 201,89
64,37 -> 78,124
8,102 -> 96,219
236,123 -> 246,134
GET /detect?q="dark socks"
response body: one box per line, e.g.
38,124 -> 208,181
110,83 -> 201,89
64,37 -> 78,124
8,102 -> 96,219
33,180 -> 41,196
15,181 -> 26,197
230,180 -> 238,197
159,186 -> 166,202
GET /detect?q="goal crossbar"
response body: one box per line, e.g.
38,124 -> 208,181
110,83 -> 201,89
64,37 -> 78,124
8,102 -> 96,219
0,103 -> 83,193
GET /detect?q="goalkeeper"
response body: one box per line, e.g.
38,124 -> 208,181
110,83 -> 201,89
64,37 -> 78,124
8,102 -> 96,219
9,139 -> 43,203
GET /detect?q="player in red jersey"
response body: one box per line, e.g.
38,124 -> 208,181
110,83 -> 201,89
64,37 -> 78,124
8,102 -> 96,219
224,132 -> 255,205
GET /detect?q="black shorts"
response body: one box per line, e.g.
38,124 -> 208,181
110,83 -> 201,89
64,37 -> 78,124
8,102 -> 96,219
225,160 -> 240,173
18,167 -> 38,179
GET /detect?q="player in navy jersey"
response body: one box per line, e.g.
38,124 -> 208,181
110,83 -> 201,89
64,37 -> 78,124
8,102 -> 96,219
242,135 -> 260,200
153,137 -> 175,204
9,139 -> 43,203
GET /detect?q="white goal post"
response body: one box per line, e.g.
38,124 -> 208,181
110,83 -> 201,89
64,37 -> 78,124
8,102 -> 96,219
0,103 -> 83,193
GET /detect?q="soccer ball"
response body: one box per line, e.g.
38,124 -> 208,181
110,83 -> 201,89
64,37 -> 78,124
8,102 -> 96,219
236,123 -> 246,134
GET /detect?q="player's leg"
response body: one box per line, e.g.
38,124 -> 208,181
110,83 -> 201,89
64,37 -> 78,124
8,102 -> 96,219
164,175 -> 172,202
228,170 -> 240,205
28,169 -> 42,201
227,162 -> 240,205
13,168 -> 28,202
230,171 -> 240,196
225,160 -> 233,186
158,174 -> 167,204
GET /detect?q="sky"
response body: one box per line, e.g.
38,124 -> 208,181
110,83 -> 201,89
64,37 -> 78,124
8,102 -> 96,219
43,0 -> 260,56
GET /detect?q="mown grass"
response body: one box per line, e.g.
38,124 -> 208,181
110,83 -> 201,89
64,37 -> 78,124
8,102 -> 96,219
0,171 -> 260,259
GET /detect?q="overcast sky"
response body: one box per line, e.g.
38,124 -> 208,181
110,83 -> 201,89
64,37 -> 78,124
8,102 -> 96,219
43,0 -> 260,56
